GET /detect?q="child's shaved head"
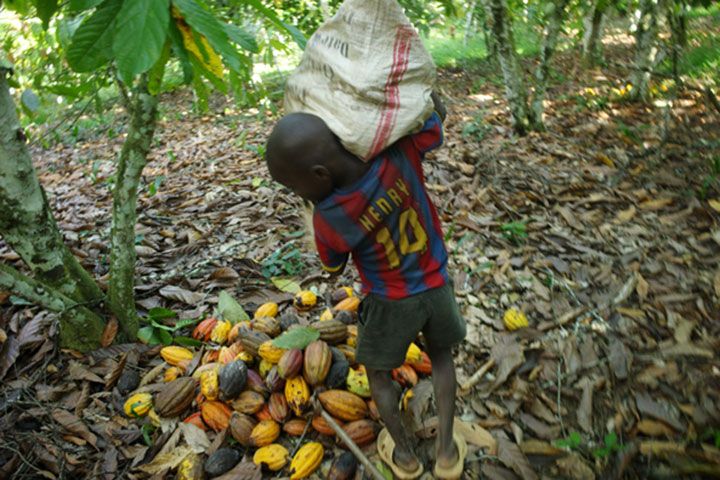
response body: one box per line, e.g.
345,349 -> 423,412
265,113 -> 367,202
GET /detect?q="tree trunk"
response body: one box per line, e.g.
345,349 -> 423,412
0,68 -> 103,306
582,0 -> 608,65
482,0 -> 535,134
108,75 -> 158,341
667,0 -> 687,78
0,263 -> 103,351
629,0 -> 662,101
531,0 -> 571,128
464,0 -> 478,46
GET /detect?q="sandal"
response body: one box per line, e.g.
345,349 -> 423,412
377,428 -> 424,479
433,432 -> 467,480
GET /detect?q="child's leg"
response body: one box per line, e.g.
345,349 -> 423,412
366,368 -> 420,472
425,344 -> 459,467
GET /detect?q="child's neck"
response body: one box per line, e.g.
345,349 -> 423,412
334,151 -> 372,189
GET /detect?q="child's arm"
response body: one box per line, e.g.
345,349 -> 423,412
431,91 -> 447,123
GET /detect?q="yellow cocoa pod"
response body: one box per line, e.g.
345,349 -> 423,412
258,341 -> 285,364
289,442 -> 324,479
254,302 -> 279,319
200,370 -> 219,401
160,346 -> 193,368
258,358 -> 273,378
405,342 -> 422,364
124,392 -> 152,418
147,408 -> 162,427
284,376 -> 310,416
333,296 -> 359,313
293,290 -> 317,311
319,308 -> 333,322
211,320 -> 232,344
176,452 -> 203,480
346,366 -> 371,398
253,444 -> 289,471
164,366 -> 183,382
249,419 -> 281,447
236,351 -> 254,363
503,308 -> 528,331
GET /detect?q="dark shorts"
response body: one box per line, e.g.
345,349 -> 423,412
355,283 -> 467,370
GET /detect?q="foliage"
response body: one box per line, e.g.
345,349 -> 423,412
501,221 -> 528,244
262,241 -> 304,278
137,307 -> 200,346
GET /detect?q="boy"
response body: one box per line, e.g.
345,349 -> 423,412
265,96 -> 466,479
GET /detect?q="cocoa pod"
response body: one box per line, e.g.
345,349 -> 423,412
268,392 -> 290,423
303,340 -> 331,386
310,320 -> 348,345
277,349 -> 303,379
231,390 -> 265,415
204,448 -> 240,478
229,412 -> 256,446
218,359 -> 248,400
328,451 -> 358,480
155,377 -> 197,417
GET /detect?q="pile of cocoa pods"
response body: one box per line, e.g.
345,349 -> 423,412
122,287 -> 433,479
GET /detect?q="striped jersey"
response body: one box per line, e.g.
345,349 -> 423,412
313,112 -> 448,299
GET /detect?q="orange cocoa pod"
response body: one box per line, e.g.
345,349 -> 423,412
391,364 -> 418,387
318,390 -> 367,421
249,419 -> 280,447
201,400 -> 232,431
410,351 -> 432,375
192,317 -> 217,341
183,411 -> 208,431
268,392 -> 290,423
333,296 -> 359,312
312,414 -> 343,436
340,419 -> 378,448
255,403 -> 273,421
283,418 -> 310,436
202,349 -> 220,364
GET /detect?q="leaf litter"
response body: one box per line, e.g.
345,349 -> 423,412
0,28 -> 719,480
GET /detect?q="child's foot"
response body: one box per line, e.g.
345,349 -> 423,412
435,441 -> 459,470
393,448 -> 420,473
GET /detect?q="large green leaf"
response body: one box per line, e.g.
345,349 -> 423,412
217,290 -> 249,323
224,23 -> 259,54
272,327 -> 319,350
113,0 -> 170,83
34,0 -> 59,28
68,0 -> 104,12
4,0 -> 32,15
168,20 -> 194,84
67,0 -> 123,72
172,0 -> 243,73
244,0 -> 306,50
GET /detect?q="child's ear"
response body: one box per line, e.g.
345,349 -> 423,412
310,165 -> 332,181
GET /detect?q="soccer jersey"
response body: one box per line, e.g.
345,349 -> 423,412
313,112 -> 448,299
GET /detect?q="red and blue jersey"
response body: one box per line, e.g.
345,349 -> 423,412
313,112 -> 448,299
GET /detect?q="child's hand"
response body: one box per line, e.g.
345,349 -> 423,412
431,91 -> 447,123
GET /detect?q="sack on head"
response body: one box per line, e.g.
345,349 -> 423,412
284,0 -> 436,161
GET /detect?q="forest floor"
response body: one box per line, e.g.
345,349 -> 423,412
1,21 -> 720,480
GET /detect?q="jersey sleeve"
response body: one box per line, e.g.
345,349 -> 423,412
313,214 -> 349,273
410,111 -> 444,155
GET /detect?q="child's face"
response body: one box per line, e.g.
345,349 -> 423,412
267,158 -> 333,203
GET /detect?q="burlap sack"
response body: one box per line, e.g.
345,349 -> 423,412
284,0 -> 436,161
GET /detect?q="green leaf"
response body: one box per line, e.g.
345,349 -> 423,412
218,290 -> 249,323
148,40 -> 171,95
174,336 -> 203,347
168,20 -> 194,84
271,277 -> 301,294
4,0 -> 32,15
224,23 -> 259,53
68,0 -> 104,11
244,0 -> 306,49
187,46 -> 226,92
174,317 -> 200,331
66,0 -> 123,72
34,0 -> 59,29
191,73 -> 209,111
20,89 -> 40,112
137,325 -> 160,344
113,0 -> 170,83
172,0 -> 243,73
157,329 -> 173,345
148,307 -> 177,321
272,327 -> 319,350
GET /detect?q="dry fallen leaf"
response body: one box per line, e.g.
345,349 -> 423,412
52,409 -> 97,448
497,436 -> 539,480
615,205 -> 636,223
101,317 -> 119,348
